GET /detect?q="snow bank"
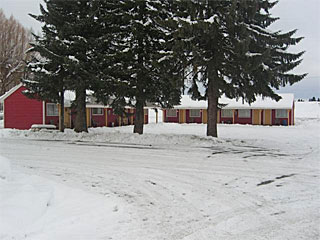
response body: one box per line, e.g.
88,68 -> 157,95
295,101 -> 320,118
0,155 -> 11,180
0,125 -> 222,148
0,162 -> 126,239
0,120 -> 3,129
0,174 -> 54,238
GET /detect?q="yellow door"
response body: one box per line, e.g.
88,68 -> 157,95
64,108 -> 71,128
264,110 -> 272,125
130,109 -> 134,125
86,108 -> 91,127
202,109 -> 208,124
252,110 -> 261,125
179,109 -> 186,123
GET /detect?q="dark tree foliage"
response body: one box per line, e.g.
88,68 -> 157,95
24,0 -> 104,133
23,1 -> 73,132
176,0 -> 306,137
93,0 -> 183,134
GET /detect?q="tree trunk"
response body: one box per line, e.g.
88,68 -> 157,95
133,98 -> 144,134
59,90 -> 65,132
74,86 -> 88,133
207,71 -> 219,137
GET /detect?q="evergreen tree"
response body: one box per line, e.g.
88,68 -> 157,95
23,1 -> 73,132
94,0 -> 182,134
25,0 -> 103,133
177,0 -> 306,137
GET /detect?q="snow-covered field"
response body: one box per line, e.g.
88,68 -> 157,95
0,102 -> 319,239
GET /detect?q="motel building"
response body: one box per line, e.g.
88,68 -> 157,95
0,84 -> 149,130
163,94 -> 295,126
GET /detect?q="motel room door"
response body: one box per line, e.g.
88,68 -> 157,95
263,110 -> 272,125
179,110 -> 186,123
252,110 -> 261,125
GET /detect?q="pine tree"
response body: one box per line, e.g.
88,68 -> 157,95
23,1 -> 73,132
177,0 -> 306,137
94,0 -> 182,134
25,0 -> 104,133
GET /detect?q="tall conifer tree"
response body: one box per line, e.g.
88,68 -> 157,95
24,1 -> 73,132
94,0 -> 182,134
25,0 -> 103,133
177,0 -> 306,137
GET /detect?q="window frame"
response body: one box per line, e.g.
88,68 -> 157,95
189,109 -> 201,118
46,103 -> 59,117
166,109 -> 177,117
238,109 -> 251,118
221,109 -> 233,118
275,109 -> 288,118
92,108 -> 104,116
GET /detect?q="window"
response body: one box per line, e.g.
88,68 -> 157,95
92,108 -> 103,115
144,109 -> 148,115
189,109 -> 201,117
238,109 -> 251,118
0,102 -> 3,112
166,109 -> 177,117
276,109 -> 287,118
46,103 -> 58,116
221,109 -> 233,118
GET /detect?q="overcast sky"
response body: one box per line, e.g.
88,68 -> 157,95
1,0 -> 319,99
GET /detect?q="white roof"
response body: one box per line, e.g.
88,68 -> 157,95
0,84 -> 23,103
173,94 -> 294,110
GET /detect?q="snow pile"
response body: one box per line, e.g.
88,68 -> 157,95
0,124 -> 223,148
295,101 -> 320,118
0,173 -> 54,238
0,156 -> 127,240
0,156 -> 11,180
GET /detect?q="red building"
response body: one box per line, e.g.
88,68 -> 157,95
163,94 -> 295,126
0,84 -> 149,130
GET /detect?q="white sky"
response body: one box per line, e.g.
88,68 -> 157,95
0,0 -> 319,99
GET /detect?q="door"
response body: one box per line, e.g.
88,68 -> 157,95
252,110 -> 261,125
179,109 -> 186,123
264,110 -> 272,125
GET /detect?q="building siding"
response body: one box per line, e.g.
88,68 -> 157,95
164,109 -> 179,123
186,109 -> 202,123
4,86 -> 43,130
234,109 -> 252,124
92,113 -> 106,127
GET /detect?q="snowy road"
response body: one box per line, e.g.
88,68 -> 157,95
0,118 -> 319,239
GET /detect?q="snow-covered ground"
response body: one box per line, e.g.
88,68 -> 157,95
0,102 -> 319,239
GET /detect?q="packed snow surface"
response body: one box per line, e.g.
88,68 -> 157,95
0,103 -> 319,239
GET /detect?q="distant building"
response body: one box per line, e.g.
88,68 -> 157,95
0,84 -> 148,130
163,94 -> 295,126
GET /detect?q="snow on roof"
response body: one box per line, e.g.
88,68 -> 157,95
173,94 -> 294,110
0,83 -> 23,103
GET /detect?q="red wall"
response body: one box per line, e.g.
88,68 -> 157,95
106,108 -> 120,127
234,110 -> 252,124
186,109 -> 202,123
164,109 -> 179,123
46,115 -> 59,126
4,86 -> 43,130
272,110 -> 291,126
91,110 -> 105,127
220,117 -> 233,124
